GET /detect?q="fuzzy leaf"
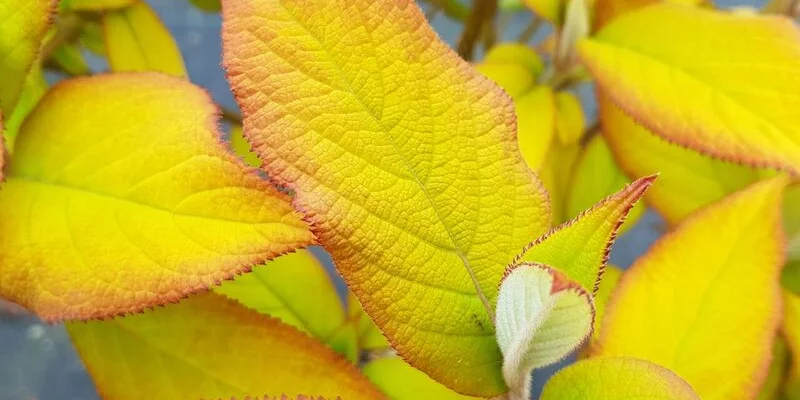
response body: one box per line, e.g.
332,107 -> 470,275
0,0 -> 53,115
595,177 -> 787,400
516,176 -> 654,291
540,357 -> 700,400
599,95 -> 771,225
223,0 -> 551,394
0,74 -> 312,321
363,358 -> 481,400
581,4 -> 800,173
67,292 -> 384,400
103,0 -> 187,77
495,263 -> 594,397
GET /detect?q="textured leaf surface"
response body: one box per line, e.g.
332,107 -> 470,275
103,0 -> 187,76
496,263 -> 593,396
540,357 -> 700,400
0,74 -> 312,321
68,292 -> 384,400
223,0 -> 550,394
595,178 -> 787,400
0,0 -> 53,115
581,4 -> 800,172
600,96 -> 770,224
516,176 -> 653,291
363,358 -> 481,400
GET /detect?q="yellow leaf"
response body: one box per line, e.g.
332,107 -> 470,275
540,141 -> 581,223
215,250 -> 354,356
581,4 -> 800,173
553,91 -> 584,146
475,63 -> 536,99
103,0 -> 187,77
229,124 -> 261,167
67,292 -> 384,400
518,86 -> 557,171
567,135 -> 644,232
516,176 -> 653,291
222,0 -> 551,395
0,74 -> 313,321
483,43 -> 545,77
3,66 -> 48,151
540,357 -> 700,400
61,0 -> 134,10
348,294 -> 390,351
587,263 -> 622,350
595,177 -> 787,400
600,95 -> 770,225
0,0 -> 53,115
51,43 -> 90,75
524,0 -> 564,25
363,357 -> 481,400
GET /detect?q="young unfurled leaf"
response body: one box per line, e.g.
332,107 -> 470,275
581,4 -> 800,173
540,357 -> 700,400
566,135 -> 644,233
0,74 -> 313,321
363,358 -> 481,400
600,96 -> 772,225
67,293 -> 384,400
595,177 -> 787,400
495,263 -> 594,398
103,0 -> 187,77
61,0 -> 134,10
518,86 -> 557,170
223,0 -> 551,394
0,0 -> 53,116
516,176 -> 654,291
215,250 -> 355,357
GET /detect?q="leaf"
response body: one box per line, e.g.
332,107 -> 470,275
0,0 -> 53,115
363,357 -> 482,400
482,43 -> 545,78
61,0 -> 134,10
190,0 -> 222,12
67,292 -> 384,400
222,0 -> 551,395
51,43 -> 90,75
517,86 -> 557,171
79,20 -> 106,55
785,291 -> 800,399
553,91 -> 584,147
595,177 -> 787,400
215,250 -> 355,357
587,263 -> 622,350
540,140 -> 581,223
229,124 -> 261,167
580,4 -> 800,173
515,176 -> 654,291
540,357 -> 700,400
567,135 -> 644,232
495,263 -> 594,397
756,338 -> 788,400
347,294 -> 390,351
0,73 -> 313,321
523,0 -> 564,25
600,95 -> 770,225
103,0 -> 187,77
2,65 -> 48,151
475,63 -> 536,99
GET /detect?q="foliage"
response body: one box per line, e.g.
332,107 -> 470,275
0,0 -> 798,399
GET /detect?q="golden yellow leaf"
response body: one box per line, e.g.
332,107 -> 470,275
581,4 -> 800,173
68,292 -> 384,400
587,263 -> 622,350
482,43 -> 545,77
596,177 -> 787,400
103,0 -> 187,77
223,0 -> 551,394
518,86 -> 557,171
475,63 -> 536,99
553,91 -> 584,146
0,74 -> 312,321
540,141 -> 581,224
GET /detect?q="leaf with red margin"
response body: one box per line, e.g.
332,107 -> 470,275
0,73 -> 313,321
223,0 -> 550,395
67,292 -> 384,400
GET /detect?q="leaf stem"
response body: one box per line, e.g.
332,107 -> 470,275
457,0 -> 498,61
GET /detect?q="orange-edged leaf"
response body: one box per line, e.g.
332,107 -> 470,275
600,95 -> 771,225
518,86 -> 557,171
67,292 -> 384,400
581,4 -> 800,173
540,357 -> 700,400
215,250 -> 355,357
0,73 -> 313,321
102,0 -> 187,77
363,357 -> 482,399
515,176 -> 654,291
595,177 -> 787,400
0,0 -> 54,115
223,0 -> 551,395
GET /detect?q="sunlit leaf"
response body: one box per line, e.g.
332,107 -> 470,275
223,0 -> 551,394
586,263 -> 621,351
0,74 -> 313,321
482,43 -> 545,78
581,4 -> 800,173
496,263 -> 593,396
600,96 -> 770,225
524,0 -> 564,25
103,0 -> 187,77
595,177 -> 787,400
363,357 -> 481,399
475,63 -> 536,99
518,86 -> 556,171
2,66 -> 47,151
516,176 -> 653,291
68,292 -> 384,400
0,0 -> 53,115
347,294 -> 390,351
540,141 -> 581,223
229,124 -> 261,167
553,91 -> 584,146
540,357 -> 700,400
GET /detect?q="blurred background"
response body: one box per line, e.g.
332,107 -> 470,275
0,0 -> 768,399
